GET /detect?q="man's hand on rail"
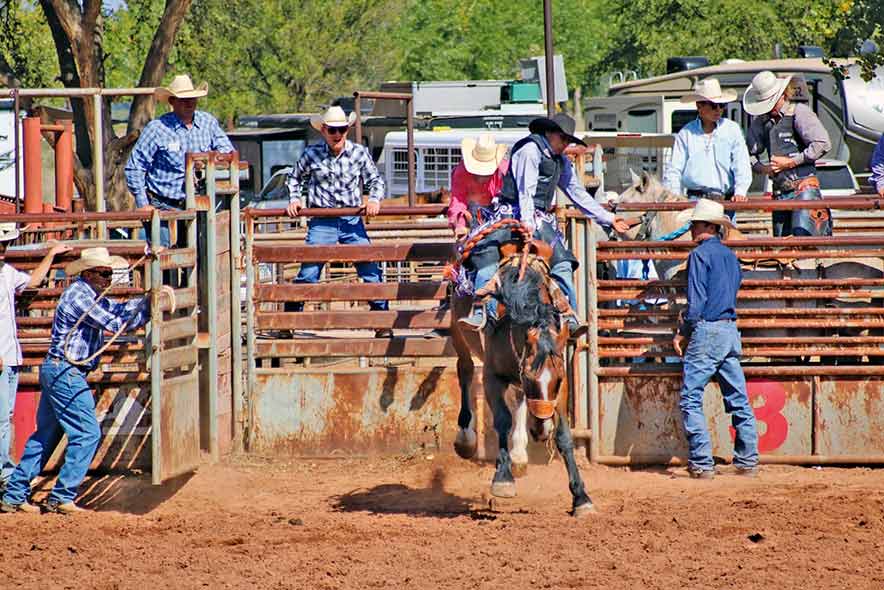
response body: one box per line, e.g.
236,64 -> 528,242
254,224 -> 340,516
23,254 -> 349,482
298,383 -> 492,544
286,200 -> 302,218
364,200 -> 381,217
136,204 -> 155,214
612,216 -> 631,234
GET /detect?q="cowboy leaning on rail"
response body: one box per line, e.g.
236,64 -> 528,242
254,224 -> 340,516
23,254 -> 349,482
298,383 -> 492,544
1,248 -> 171,515
125,74 -> 234,247
0,224 -> 70,495
671,199 -> 759,479
744,70 -> 832,237
459,114 -> 630,332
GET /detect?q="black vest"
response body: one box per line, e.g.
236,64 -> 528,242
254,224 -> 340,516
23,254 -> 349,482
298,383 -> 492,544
498,134 -> 563,213
763,110 -> 816,192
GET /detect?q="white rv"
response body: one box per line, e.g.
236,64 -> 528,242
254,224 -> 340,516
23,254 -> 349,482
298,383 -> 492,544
584,58 -> 884,182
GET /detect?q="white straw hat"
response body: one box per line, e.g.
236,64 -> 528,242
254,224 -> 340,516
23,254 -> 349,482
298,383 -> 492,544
155,74 -> 209,103
742,71 -> 793,116
676,198 -> 736,230
0,222 -> 20,242
65,247 -> 128,276
460,134 -> 507,176
681,78 -> 737,104
310,106 -> 357,131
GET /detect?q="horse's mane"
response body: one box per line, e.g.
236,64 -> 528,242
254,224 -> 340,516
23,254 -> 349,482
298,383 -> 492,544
495,262 -> 561,370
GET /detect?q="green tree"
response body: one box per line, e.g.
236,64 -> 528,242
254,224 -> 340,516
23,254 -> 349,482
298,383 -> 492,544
0,1 -> 57,89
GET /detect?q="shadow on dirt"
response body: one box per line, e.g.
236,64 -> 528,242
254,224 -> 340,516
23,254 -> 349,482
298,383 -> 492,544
331,467 -> 486,519
30,471 -> 194,515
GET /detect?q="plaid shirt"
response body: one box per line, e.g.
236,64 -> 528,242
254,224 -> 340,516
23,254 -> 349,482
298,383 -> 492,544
125,110 -> 234,208
47,279 -> 150,371
286,140 -> 385,208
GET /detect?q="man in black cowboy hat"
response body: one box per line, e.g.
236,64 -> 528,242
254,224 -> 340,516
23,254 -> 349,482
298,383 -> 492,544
460,113 -> 629,331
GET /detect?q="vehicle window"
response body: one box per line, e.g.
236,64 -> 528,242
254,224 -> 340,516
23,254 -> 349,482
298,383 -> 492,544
625,109 -> 658,133
671,110 -> 697,134
261,140 -> 305,188
816,165 -> 855,190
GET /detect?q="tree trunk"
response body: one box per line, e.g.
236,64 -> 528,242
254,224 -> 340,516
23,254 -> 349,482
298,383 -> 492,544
38,0 -> 194,211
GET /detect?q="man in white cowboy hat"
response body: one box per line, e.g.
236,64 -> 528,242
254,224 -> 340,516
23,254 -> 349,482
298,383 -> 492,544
448,134 -> 509,240
663,78 -> 752,213
461,113 -> 630,331
671,199 -> 758,479
284,106 -> 391,338
1,247 -> 172,514
125,74 -> 234,244
0,225 -> 70,494
744,70 -> 832,237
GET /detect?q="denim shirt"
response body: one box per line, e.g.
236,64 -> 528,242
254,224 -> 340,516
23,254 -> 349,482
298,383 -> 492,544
679,236 -> 741,337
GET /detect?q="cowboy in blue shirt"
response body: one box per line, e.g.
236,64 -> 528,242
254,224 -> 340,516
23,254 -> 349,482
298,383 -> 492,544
672,199 -> 758,479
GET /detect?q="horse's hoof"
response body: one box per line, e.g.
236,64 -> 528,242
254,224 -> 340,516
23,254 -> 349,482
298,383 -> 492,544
490,481 -> 517,498
572,502 -> 597,518
511,462 -> 528,478
453,429 -> 477,459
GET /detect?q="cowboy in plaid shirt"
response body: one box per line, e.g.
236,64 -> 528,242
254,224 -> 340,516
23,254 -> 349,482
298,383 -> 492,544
284,106 -> 391,338
1,248 -> 167,515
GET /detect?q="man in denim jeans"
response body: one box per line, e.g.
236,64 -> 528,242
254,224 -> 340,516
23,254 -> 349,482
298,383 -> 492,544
672,199 -> 759,479
284,106 -> 390,338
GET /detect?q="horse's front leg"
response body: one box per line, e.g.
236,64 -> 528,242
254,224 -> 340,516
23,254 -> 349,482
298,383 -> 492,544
509,391 -> 529,477
453,351 -> 477,459
555,413 -> 595,517
485,370 -> 516,498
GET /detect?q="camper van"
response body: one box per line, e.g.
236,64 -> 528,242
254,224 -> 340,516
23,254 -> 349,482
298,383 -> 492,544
585,58 -> 884,182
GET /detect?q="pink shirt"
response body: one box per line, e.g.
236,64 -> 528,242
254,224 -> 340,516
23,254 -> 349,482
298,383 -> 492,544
0,263 -> 30,366
447,160 -> 509,230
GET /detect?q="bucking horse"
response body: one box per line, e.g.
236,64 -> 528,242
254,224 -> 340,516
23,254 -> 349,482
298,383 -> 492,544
448,219 -> 595,517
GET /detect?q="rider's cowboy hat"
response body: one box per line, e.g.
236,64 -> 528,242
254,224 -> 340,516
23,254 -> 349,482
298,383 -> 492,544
742,70 -> 793,116
0,222 -> 20,242
460,134 -> 507,176
155,74 -> 209,103
681,78 -> 737,104
529,113 -> 586,147
65,247 -> 128,276
677,198 -> 736,230
310,106 -> 357,132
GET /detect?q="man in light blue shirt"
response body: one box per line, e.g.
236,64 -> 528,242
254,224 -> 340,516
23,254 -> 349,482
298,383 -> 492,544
870,133 -> 884,197
663,78 -> 752,215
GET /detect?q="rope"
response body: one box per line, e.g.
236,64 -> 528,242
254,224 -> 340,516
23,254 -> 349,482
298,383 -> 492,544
62,253 -> 173,367
458,217 -> 532,264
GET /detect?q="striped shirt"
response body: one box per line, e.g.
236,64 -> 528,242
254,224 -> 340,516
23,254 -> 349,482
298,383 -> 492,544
286,140 -> 385,208
47,279 -> 150,371
125,111 -> 234,208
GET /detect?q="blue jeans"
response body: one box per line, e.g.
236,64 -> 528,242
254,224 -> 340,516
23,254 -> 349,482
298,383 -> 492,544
0,365 -> 19,484
472,261 -> 499,319
679,320 -> 758,471
285,216 -> 388,312
2,358 -> 101,505
550,260 -> 578,312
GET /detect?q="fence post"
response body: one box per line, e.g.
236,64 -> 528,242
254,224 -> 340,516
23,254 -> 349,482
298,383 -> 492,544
202,154 -> 220,460
244,214 -> 257,451
149,210 -> 163,484
229,156 -> 244,450
587,220 -> 601,463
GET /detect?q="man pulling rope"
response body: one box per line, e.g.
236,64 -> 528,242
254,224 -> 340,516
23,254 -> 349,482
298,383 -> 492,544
1,247 -> 173,515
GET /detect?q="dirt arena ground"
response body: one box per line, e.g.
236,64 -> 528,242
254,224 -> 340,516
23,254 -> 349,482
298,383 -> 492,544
1,453 -> 882,589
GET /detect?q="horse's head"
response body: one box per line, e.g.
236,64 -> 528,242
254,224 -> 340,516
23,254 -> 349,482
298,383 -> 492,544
521,322 -> 568,441
616,170 -> 669,241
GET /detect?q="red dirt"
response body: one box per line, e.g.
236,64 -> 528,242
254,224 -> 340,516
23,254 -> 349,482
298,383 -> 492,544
1,453 -> 883,589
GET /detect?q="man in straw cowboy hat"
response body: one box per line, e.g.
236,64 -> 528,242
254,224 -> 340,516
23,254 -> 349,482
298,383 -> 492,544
1,248 -> 173,514
460,113 -> 630,331
284,106 -> 392,338
671,199 -> 758,479
125,74 -> 233,245
663,78 -> 752,215
0,224 -> 70,494
744,70 -> 832,237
